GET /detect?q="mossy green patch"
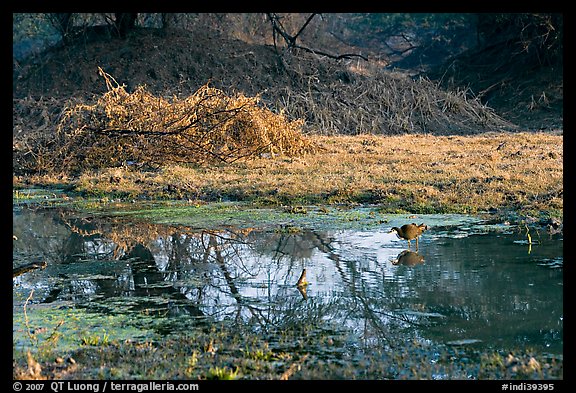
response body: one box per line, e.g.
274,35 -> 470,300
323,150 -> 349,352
13,301 -> 158,362
102,202 -> 483,232
13,188 -> 73,207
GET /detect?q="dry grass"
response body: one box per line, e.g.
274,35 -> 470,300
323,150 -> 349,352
14,68 -> 314,174
275,61 -> 515,135
19,132 -> 562,219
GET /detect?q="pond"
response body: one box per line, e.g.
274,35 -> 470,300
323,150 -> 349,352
12,196 -> 563,378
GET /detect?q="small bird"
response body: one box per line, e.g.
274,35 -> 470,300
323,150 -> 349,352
296,269 -> 308,287
389,223 -> 428,250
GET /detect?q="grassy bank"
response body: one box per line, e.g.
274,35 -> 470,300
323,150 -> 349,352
14,132 -> 563,221
14,323 -> 563,380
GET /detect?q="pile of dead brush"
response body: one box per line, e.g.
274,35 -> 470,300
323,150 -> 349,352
13,68 -> 314,175
275,54 -> 517,135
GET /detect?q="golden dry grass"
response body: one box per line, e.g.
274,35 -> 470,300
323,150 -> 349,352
19,131 -> 562,219
15,69 -> 313,174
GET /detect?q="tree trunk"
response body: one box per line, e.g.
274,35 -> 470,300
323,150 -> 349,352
114,13 -> 138,38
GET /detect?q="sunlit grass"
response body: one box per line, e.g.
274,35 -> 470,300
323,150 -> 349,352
15,132 -> 563,220
206,366 -> 241,380
81,331 -> 110,346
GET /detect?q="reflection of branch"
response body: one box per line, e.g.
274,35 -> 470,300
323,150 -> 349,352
311,233 -> 424,347
309,231 -> 336,253
207,233 -> 276,327
13,261 -> 47,278
353,292 -> 394,348
370,308 -> 429,328
202,230 -> 256,277
271,233 -> 297,260
209,234 -> 241,299
201,229 -> 250,245
280,354 -> 309,380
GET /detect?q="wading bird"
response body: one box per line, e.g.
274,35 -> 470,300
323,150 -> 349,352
389,223 -> 428,250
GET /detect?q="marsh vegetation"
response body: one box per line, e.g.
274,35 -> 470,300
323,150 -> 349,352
13,13 -> 562,381
13,202 -> 563,379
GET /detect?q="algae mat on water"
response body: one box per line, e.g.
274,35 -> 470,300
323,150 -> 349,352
92,200 -> 494,232
13,301 -> 158,355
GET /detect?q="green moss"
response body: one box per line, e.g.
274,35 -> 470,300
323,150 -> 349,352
13,303 -> 157,363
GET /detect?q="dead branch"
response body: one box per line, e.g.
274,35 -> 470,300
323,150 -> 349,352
292,45 -> 368,61
267,13 -> 368,62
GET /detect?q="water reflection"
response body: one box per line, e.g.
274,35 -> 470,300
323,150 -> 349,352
13,205 -> 563,354
392,250 -> 425,266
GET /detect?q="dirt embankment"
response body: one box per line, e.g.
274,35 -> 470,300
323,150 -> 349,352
14,27 -> 519,141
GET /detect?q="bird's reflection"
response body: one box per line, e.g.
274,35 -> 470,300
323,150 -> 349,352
391,250 -> 425,266
296,284 -> 308,300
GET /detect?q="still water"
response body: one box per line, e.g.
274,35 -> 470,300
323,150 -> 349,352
13,202 -> 563,357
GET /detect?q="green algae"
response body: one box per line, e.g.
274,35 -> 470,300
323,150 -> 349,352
14,186 -> 557,234
13,301 -> 158,359
80,200 -> 499,234
13,188 -> 73,208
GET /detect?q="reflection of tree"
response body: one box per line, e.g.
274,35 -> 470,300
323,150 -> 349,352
250,228 -> 336,264
13,206 -> 75,267
117,243 -> 204,317
12,207 -> 429,344
13,206 -> 563,353
305,235 -> 425,350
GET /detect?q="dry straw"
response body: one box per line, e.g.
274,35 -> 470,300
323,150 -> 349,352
24,67 -> 314,174
275,54 -> 516,135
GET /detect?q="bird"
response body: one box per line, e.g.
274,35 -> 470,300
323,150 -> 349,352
296,269 -> 308,287
389,223 -> 428,250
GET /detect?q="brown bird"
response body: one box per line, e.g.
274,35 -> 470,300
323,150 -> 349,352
389,223 -> 428,250
296,269 -> 308,287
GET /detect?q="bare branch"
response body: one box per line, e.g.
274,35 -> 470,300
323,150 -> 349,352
291,13 -> 317,47
266,13 -> 368,62
292,45 -> 368,61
